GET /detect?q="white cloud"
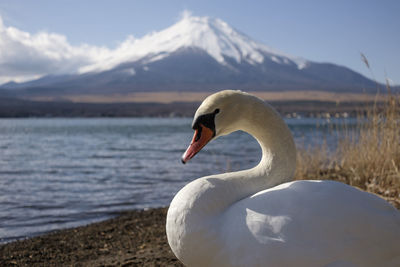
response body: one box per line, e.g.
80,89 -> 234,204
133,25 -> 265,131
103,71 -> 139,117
0,15 -> 114,84
77,35 -> 137,73
0,14 -> 163,84
179,10 -> 193,21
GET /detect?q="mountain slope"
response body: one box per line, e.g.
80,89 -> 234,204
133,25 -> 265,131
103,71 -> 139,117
0,14 -> 378,97
79,14 -> 308,74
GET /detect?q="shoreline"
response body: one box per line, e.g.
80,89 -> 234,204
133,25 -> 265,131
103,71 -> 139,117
0,207 -> 182,266
0,97 -> 378,118
0,90 -> 390,118
26,91 -> 385,104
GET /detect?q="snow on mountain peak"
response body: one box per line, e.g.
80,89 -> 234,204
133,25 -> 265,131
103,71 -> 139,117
170,14 -> 265,65
80,13 -> 307,73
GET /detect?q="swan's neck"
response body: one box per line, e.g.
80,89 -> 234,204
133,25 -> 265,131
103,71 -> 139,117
204,102 -> 296,214
245,102 -> 297,189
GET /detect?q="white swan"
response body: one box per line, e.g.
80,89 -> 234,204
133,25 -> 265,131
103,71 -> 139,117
166,90 -> 400,267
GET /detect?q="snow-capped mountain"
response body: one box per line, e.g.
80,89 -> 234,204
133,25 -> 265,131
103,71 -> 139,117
80,13 -> 308,73
1,13 -> 377,97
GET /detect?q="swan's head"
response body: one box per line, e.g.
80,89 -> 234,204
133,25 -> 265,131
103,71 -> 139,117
182,90 -> 261,163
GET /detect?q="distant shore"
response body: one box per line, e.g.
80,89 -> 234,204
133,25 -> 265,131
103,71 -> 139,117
26,91 -> 385,104
0,92 -> 383,118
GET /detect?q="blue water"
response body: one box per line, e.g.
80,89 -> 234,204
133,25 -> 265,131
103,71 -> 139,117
0,117 -> 355,243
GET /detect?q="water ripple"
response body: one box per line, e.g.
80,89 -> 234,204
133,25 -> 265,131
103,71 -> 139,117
0,117 -> 355,243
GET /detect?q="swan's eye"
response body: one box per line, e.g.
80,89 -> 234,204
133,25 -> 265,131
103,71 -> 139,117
191,111 -> 218,137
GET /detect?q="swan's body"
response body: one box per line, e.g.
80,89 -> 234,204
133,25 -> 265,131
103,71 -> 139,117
166,90 -> 400,267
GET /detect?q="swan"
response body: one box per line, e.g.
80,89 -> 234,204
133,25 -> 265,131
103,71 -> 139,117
166,90 -> 400,267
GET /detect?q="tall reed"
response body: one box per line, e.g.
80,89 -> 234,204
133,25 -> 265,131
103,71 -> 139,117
296,84 -> 400,208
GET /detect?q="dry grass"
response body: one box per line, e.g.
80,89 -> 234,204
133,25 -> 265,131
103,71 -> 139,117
295,89 -> 400,208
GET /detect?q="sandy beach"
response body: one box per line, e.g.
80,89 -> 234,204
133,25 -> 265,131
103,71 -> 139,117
0,207 -> 182,266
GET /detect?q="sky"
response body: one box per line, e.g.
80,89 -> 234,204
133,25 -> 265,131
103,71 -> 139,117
0,0 -> 399,85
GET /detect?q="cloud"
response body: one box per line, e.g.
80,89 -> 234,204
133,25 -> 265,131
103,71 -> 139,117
179,9 -> 193,21
0,15 -> 114,83
0,12 -> 197,84
78,35 -> 137,74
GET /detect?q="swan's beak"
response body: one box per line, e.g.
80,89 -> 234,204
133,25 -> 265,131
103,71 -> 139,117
181,124 -> 214,164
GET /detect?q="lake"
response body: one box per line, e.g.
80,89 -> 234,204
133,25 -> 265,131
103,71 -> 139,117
0,117 -> 355,243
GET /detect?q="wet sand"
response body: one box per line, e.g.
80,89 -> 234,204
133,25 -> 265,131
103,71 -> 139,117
0,208 -> 183,266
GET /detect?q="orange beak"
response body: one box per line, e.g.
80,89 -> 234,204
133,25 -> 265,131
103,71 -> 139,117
181,124 -> 214,164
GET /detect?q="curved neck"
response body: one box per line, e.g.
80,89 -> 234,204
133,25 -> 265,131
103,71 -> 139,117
190,100 -> 297,216
245,101 -> 297,188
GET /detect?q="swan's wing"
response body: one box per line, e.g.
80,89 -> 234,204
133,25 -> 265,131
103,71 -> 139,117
216,180 -> 400,267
